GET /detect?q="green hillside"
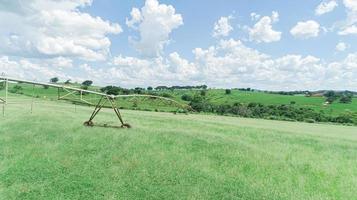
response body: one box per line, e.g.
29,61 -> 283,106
2,82 -> 357,125
157,89 -> 357,115
0,97 -> 357,199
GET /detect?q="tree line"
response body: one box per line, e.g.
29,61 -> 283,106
181,92 -> 357,125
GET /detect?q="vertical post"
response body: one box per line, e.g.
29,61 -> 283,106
3,78 -> 8,117
74,104 -> 77,113
5,77 -> 8,105
31,83 -> 35,114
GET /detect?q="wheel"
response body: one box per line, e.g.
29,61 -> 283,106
121,123 -> 131,128
84,121 -> 94,127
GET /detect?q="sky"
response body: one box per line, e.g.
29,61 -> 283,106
0,0 -> 356,90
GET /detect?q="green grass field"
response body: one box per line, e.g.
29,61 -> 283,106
6,83 -> 357,117
1,97 -> 357,199
163,89 -> 357,116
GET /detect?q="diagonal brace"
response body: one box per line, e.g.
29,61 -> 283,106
83,96 -> 131,128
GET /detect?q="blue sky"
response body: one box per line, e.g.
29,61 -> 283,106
0,0 -> 356,90
84,0 -> 355,60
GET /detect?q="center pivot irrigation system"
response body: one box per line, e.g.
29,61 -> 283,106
0,76 -> 192,128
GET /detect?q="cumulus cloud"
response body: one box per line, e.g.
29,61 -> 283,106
0,0 -> 121,61
1,1 -> 356,91
338,0 -> 357,35
112,54 -> 198,85
83,38 -> 357,90
0,56 -> 71,81
339,25 -> 357,35
248,11 -> 282,43
336,42 -> 348,51
126,0 -> 183,57
344,0 -> 357,11
250,12 -> 261,21
315,0 -> 338,15
212,16 -> 234,38
290,20 -> 320,39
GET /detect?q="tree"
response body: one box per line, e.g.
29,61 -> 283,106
200,90 -> 206,96
82,80 -> 93,87
0,82 -> 4,90
134,87 -> 144,94
340,95 -> 352,104
122,89 -> 131,95
324,91 -> 338,103
50,77 -> 59,83
10,85 -> 22,94
100,86 -> 122,95
324,91 -> 336,98
155,86 -> 168,90
147,86 -> 153,91
181,94 -> 192,101
65,79 -> 71,84
81,85 -> 88,90
225,89 -> 231,95
326,96 -> 337,104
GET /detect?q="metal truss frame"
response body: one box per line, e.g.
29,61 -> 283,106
0,75 -> 191,128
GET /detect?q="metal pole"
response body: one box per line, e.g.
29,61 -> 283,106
3,78 -> 7,116
5,77 -> 7,104
31,83 -> 35,114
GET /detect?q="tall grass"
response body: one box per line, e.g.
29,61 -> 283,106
0,98 -> 356,199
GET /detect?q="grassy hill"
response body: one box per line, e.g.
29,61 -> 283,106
157,89 -> 357,116
2,82 -> 357,127
4,82 -> 357,116
0,96 -> 357,199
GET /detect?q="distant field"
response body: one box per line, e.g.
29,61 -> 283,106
159,89 -> 357,116
2,83 -> 357,116
2,83 -> 180,112
0,97 -> 357,199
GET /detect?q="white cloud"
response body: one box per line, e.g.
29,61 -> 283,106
112,53 -> 199,85
336,42 -> 348,51
191,39 -> 326,89
338,0 -> 357,35
92,39 -> 357,90
339,25 -> 357,35
250,12 -> 261,21
248,11 -> 282,43
49,57 -> 73,69
78,53 -> 200,87
93,40 -> 282,88
126,0 -> 183,57
126,8 -> 142,29
0,56 -> 71,81
0,0 -> 121,61
344,0 -> 357,11
4,37 -> 355,90
1,1 -> 356,91
290,20 -> 320,39
315,1 -> 338,16
213,16 -> 233,38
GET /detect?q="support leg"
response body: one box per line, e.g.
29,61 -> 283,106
84,96 -> 106,126
107,97 -> 131,128
84,96 -> 131,128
